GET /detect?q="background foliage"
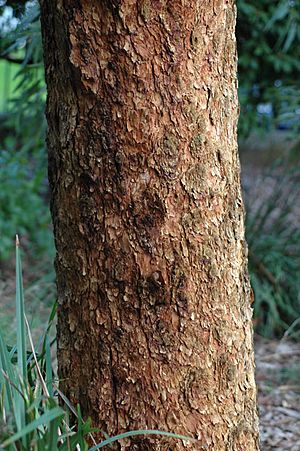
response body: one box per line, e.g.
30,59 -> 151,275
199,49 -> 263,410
0,0 -> 300,339
0,1 -> 52,260
237,0 -> 300,136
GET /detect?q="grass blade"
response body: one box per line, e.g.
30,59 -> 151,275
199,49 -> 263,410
14,236 -> 27,438
0,332 -> 15,416
0,406 -> 65,448
45,335 -> 53,397
44,415 -> 61,451
24,314 -> 49,397
15,235 -> 27,383
89,430 -> 196,450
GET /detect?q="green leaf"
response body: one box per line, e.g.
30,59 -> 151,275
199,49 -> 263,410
89,430 -> 196,450
45,335 -> 53,397
43,415 -> 61,451
265,1 -> 289,30
0,406 -> 65,448
15,236 -> 27,438
15,236 -> 27,383
283,20 -> 297,51
0,332 -> 15,416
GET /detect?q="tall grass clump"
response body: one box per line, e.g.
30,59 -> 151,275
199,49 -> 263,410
245,163 -> 300,338
0,237 -> 73,450
0,237 -> 194,450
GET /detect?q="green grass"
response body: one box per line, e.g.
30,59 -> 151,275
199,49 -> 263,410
244,162 -> 300,337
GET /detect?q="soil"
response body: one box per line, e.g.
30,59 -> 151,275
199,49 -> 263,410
256,336 -> 300,450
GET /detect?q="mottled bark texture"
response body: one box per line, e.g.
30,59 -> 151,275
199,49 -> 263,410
40,0 -> 259,449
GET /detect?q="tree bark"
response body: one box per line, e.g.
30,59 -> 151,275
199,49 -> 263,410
40,0 -> 259,449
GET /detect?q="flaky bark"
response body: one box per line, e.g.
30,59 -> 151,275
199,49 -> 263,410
40,0 -> 259,449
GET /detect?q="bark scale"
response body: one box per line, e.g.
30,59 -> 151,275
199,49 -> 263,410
40,0 -> 259,449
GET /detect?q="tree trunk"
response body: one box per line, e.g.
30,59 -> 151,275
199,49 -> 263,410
40,0 -> 259,449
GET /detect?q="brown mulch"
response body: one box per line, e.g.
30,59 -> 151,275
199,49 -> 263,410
255,336 -> 300,450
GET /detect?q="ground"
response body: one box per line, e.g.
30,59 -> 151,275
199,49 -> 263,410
0,254 -> 55,344
256,336 -> 300,450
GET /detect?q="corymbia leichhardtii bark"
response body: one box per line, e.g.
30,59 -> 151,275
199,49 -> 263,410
40,0 -> 259,449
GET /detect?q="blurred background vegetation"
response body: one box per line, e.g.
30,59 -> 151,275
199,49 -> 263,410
0,0 -> 300,340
